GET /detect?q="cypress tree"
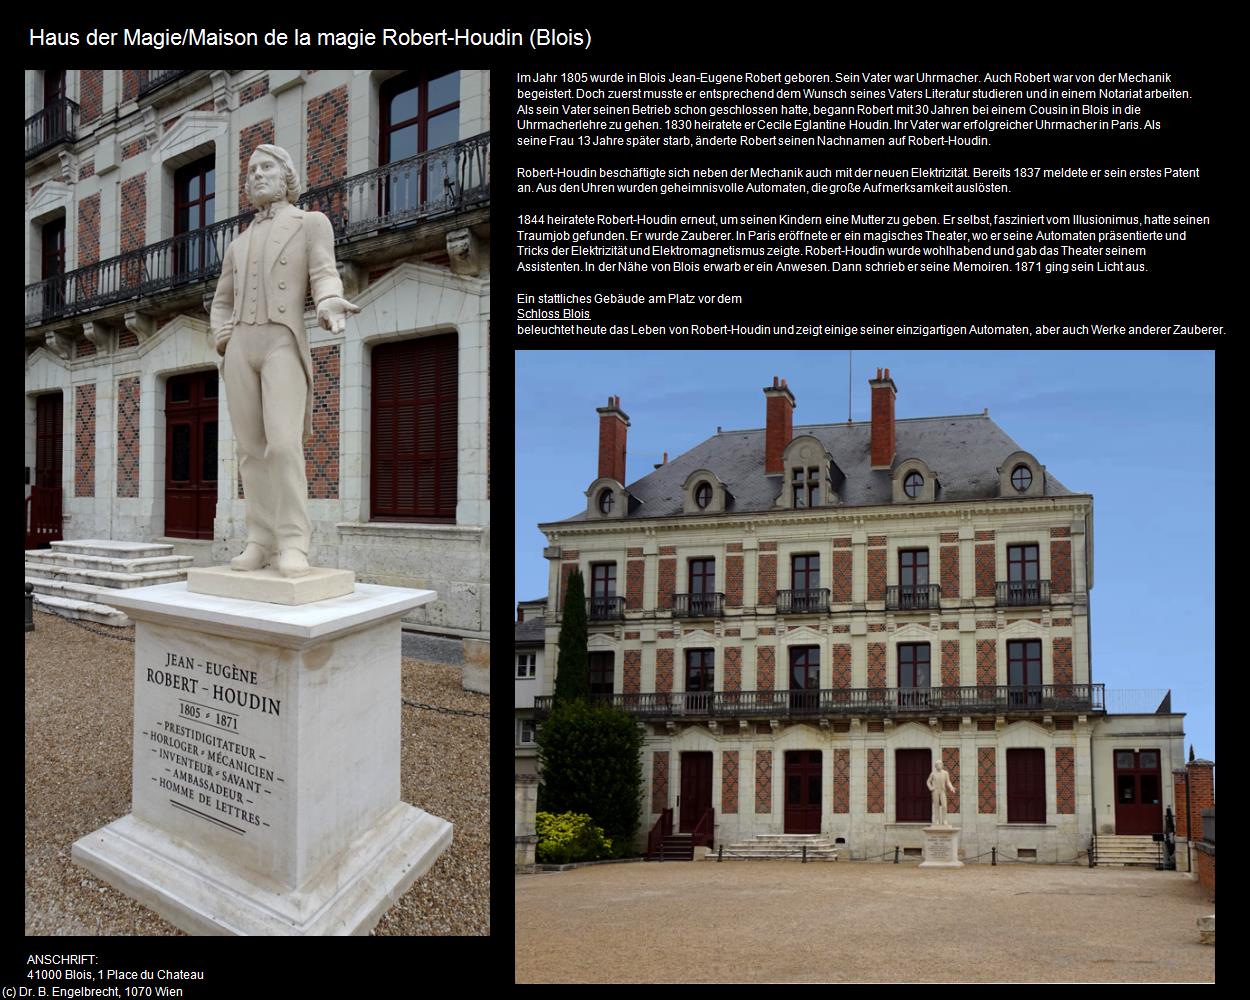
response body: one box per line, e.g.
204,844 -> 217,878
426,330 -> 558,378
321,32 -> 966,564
554,568 -> 589,701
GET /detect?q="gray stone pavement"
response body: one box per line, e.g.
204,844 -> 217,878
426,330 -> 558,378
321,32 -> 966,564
515,861 -> 1215,983
402,629 -> 463,666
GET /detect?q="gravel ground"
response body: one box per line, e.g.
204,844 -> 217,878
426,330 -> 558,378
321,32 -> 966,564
24,611 -> 488,936
516,860 -> 1215,983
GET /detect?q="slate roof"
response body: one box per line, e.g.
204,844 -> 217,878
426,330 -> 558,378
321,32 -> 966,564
515,614 -> 546,645
553,413 -> 1073,523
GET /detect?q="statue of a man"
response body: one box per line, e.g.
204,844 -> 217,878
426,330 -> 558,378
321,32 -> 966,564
210,144 -> 359,577
926,759 -> 957,826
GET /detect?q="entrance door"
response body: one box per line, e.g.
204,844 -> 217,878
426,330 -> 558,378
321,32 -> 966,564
895,748 -> 933,822
679,752 -> 713,833
784,750 -> 822,833
1114,749 -> 1163,834
165,371 -> 219,539
27,393 -> 63,548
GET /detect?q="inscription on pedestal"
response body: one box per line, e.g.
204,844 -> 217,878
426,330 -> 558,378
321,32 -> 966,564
137,647 -> 285,842
924,834 -> 952,861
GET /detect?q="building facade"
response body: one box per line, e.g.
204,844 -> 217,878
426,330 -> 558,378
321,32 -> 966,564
24,69 -> 490,642
514,597 -> 547,777
536,369 -> 1184,861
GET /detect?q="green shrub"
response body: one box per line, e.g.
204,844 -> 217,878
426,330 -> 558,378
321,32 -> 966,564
535,811 -> 613,864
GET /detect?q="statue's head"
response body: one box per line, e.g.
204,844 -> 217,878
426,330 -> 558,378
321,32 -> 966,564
246,144 -> 302,207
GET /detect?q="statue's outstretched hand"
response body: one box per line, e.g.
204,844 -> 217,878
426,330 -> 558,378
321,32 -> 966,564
316,296 -> 362,335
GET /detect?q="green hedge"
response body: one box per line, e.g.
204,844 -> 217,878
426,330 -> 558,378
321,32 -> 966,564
535,811 -> 613,865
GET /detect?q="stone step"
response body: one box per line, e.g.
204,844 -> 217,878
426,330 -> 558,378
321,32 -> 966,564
24,562 -> 188,589
25,576 -> 121,606
25,551 -> 194,573
31,592 -> 130,627
50,539 -> 175,559
715,834 -> 840,861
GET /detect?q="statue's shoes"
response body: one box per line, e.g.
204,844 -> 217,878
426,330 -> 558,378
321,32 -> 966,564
230,542 -> 270,571
276,549 -> 311,578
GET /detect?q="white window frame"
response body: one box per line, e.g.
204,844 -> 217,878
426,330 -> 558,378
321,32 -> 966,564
516,652 -> 536,679
518,718 -> 537,745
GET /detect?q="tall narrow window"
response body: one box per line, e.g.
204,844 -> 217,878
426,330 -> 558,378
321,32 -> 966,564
588,652 -> 614,696
1006,544 -> 1041,604
371,334 -> 458,521
789,646 -> 820,712
379,71 -> 461,218
791,554 -> 821,612
590,563 -> 617,619
899,549 -> 930,608
173,155 -> 216,277
1007,639 -> 1043,706
40,217 -> 66,317
688,558 -> 715,615
897,643 -> 931,707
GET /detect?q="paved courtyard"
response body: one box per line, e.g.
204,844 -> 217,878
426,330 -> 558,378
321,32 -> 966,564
516,860 -> 1214,983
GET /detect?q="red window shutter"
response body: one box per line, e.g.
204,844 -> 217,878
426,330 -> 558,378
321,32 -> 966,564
372,334 -> 457,520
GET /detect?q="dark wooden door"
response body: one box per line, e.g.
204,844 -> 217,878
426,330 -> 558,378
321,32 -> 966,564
895,749 -> 933,822
28,393 -> 63,548
679,752 -> 713,833
1007,748 -> 1047,823
784,750 -> 822,833
165,371 -> 218,539
1114,749 -> 1163,834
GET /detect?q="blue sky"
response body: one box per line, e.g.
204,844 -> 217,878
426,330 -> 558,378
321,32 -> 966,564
515,349 -> 1214,759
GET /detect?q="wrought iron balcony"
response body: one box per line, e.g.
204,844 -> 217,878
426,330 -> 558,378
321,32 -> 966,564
25,98 -> 78,159
996,580 -> 1051,607
885,584 -> 941,611
587,595 -> 625,621
137,70 -> 193,98
25,134 -> 490,329
533,683 -> 1105,720
299,133 -> 491,238
776,588 -> 831,614
672,593 -> 725,618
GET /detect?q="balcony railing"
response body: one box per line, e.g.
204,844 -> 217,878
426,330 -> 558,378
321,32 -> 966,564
776,588 -> 831,615
533,684 -> 1105,720
996,580 -> 1051,607
587,596 -> 625,621
137,70 -> 193,98
25,134 -> 491,329
26,97 -> 79,159
299,133 -> 491,238
672,593 -> 725,618
886,584 -> 942,611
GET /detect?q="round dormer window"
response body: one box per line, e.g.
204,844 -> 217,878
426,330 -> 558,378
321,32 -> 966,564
904,471 -> 924,498
1011,464 -> 1033,492
695,481 -> 713,509
598,489 -> 615,514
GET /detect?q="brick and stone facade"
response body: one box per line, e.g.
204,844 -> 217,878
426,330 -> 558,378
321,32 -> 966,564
25,69 -> 491,643
538,369 -> 1190,862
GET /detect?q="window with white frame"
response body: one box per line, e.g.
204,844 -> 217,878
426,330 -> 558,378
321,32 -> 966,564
516,653 -> 536,679
518,718 -> 537,745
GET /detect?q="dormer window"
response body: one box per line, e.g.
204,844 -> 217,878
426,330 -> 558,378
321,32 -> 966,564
598,489 -> 615,514
1011,464 -> 1033,492
792,467 -> 820,508
904,471 -> 924,498
695,481 -> 713,509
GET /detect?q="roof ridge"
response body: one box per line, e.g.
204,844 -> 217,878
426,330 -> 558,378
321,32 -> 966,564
715,412 -> 991,435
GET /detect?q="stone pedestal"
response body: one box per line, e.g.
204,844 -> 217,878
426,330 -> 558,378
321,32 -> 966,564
919,825 -> 964,868
72,582 -> 452,935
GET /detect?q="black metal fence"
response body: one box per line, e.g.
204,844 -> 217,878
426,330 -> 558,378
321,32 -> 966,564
886,584 -> 942,610
776,589 -> 831,614
672,593 -> 725,618
587,596 -> 625,620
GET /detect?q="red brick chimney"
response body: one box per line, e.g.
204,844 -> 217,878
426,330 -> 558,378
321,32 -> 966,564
763,376 -> 795,475
596,395 -> 630,483
869,367 -> 898,470
1186,756 -> 1215,843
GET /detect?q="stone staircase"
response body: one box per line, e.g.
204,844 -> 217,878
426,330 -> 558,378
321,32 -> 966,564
25,540 -> 194,627
1092,834 -> 1164,867
651,833 -> 695,861
712,833 -> 840,861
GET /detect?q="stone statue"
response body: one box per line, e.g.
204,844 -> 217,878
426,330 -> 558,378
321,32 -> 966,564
927,759 -> 957,826
210,144 -> 360,577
